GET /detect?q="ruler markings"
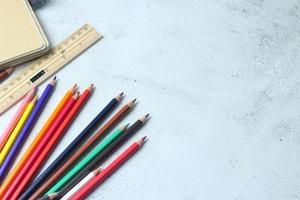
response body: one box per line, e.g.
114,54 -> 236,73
0,24 -> 94,98
0,24 -> 102,114
0,26 -> 96,101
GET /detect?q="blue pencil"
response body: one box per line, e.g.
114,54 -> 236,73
0,78 -> 56,181
19,92 -> 124,200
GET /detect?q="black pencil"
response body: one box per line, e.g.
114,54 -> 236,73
20,93 -> 124,200
55,114 -> 150,199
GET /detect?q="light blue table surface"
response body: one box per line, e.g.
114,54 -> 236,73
1,0 -> 300,199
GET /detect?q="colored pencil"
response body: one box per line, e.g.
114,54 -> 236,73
0,84 -> 76,198
37,192 -> 60,200
69,137 -> 147,200
0,88 -> 35,152
47,124 -> 128,194
29,99 -> 136,197
60,167 -> 102,200
1,93 -> 79,200
20,93 -> 123,200
10,85 -> 93,199
0,67 -> 14,81
0,78 -> 56,181
56,114 -> 149,200
0,96 -> 37,166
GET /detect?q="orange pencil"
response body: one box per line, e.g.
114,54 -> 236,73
0,84 -> 77,198
2,92 -> 79,200
10,85 -> 93,199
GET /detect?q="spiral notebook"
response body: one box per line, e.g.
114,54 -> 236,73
0,0 -> 49,70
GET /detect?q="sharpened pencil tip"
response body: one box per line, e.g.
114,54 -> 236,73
27,87 -> 36,98
32,95 -> 39,103
140,114 -> 150,123
127,98 -> 137,108
71,83 -> 78,93
73,91 -> 80,100
137,136 -> 147,146
47,192 -> 59,200
116,92 -> 124,102
93,167 -> 103,175
50,77 -> 57,86
88,84 -> 94,91
120,123 -> 130,131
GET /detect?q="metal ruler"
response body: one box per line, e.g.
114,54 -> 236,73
0,24 -> 102,115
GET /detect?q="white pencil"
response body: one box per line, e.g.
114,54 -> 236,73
60,167 -> 102,200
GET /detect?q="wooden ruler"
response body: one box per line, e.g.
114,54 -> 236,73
0,24 -> 102,115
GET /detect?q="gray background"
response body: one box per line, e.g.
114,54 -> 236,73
1,0 -> 300,199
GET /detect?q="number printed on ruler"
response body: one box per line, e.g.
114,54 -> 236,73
0,24 -> 102,115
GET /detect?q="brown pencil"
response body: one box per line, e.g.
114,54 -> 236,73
29,99 -> 136,199
0,67 -> 14,81
54,114 -> 149,199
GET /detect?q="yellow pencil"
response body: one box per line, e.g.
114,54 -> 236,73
0,96 -> 38,166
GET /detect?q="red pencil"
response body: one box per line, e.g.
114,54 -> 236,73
11,84 -> 93,199
69,136 -> 147,200
2,93 -> 79,200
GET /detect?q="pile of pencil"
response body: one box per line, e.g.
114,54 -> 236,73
0,77 -> 149,200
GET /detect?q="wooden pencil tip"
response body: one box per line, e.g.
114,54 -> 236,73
32,95 -> 39,103
73,91 -> 80,100
116,92 -> 124,102
88,84 -> 94,91
127,98 -> 137,108
50,77 -> 57,86
120,123 -> 130,131
140,113 -> 150,124
28,87 -> 36,97
71,83 -> 78,93
49,192 -> 59,200
137,136 -> 147,146
93,167 -> 103,175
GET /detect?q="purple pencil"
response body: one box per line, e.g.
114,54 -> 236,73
0,77 -> 56,181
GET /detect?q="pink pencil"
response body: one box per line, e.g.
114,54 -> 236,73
0,88 -> 36,152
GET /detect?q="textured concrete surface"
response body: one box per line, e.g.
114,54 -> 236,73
1,0 -> 300,199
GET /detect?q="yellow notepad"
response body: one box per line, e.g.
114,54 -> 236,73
0,0 -> 49,69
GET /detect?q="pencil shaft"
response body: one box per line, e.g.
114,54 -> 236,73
11,88 -> 91,199
0,98 -> 36,166
70,140 -> 143,200
2,96 -> 77,200
47,126 -> 125,193
0,88 -> 35,152
0,82 -> 54,181
0,87 -> 73,199
29,101 -> 134,199
60,172 -> 95,200
55,119 -> 145,199
20,97 -> 119,200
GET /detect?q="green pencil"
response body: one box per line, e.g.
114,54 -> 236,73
46,124 -> 129,194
